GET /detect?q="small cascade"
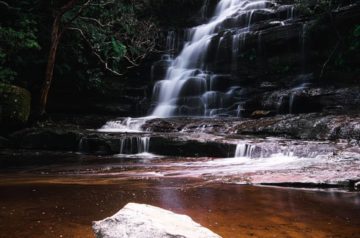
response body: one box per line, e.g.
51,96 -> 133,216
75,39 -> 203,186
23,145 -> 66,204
119,137 -> 150,154
288,74 -> 313,113
289,93 -> 296,114
200,0 -> 210,21
301,22 -> 308,72
289,6 -> 295,20
235,144 -> 256,158
78,137 -> 86,153
257,31 -> 263,54
236,103 -> 244,117
98,117 -> 149,133
231,32 -> 247,72
166,30 -> 177,58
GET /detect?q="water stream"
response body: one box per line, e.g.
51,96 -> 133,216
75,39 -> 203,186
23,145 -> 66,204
94,0 -> 360,188
2,1 -> 360,238
150,0 -> 295,117
119,137 -> 150,155
100,0 -> 298,132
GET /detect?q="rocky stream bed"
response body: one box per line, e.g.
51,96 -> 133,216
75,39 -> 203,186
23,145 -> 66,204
0,113 -> 359,238
1,113 -> 360,189
1,0 -> 359,236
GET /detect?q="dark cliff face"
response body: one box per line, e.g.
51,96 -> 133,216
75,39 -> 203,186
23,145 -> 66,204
47,0 -> 360,117
150,0 -> 360,117
144,0 -> 219,27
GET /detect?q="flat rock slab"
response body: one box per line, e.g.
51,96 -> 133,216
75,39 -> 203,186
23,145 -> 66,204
93,203 -> 221,238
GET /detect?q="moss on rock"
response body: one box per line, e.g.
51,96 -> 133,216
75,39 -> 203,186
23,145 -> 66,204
0,83 -> 31,128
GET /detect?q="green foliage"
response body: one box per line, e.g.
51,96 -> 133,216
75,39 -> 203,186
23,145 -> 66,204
112,38 -> 127,58
334,25 -> 360,71
0,2 -> 41,84
294,0 -> 355,16
69,0 -> 158,74
351,25 -> 360,46
50,0 -> 159,93
0,0 -> 159,94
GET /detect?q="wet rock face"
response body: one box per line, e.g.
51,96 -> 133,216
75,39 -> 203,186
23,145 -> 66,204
79,135 -> 120,155
234,114 -> 360,140
93,203 -> 221,238
148,1 -> 360,118
143,113 -> 360,141
79,135 -> 235,157
10,128 -> 82,151
150,137 -> 235,158
4,113 -> 360,157
237,84 -> 360,116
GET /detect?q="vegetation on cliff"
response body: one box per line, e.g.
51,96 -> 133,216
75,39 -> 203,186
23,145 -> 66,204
0,0 -> 359,124
0,0 -> 160,116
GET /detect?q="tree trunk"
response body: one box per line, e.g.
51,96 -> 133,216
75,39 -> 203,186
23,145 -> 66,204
39,16 -> 62,116
38,0 -> 79,116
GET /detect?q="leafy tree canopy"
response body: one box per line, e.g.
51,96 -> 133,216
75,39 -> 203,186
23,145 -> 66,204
0,0 -> 159,92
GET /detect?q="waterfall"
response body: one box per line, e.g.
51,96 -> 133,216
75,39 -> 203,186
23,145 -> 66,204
119,137 -> 150,154
235,144 -> 256,158
150,0 -> 277,118
99,0 -> 300,132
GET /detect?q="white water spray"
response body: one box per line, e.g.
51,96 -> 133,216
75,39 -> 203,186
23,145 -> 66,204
151,0 -> 277,117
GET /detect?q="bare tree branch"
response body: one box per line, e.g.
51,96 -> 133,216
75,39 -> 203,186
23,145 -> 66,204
319,40 -> 341,80
0,0 -> 20,10
319,7 -> 344,80
68,27 -> 123,76
0,0 -> 9,8
79,16 -> 112,27
62,0 -> 91,33
58,0 -> 79,16
89,0 -> 115,7
124,55 -> 139,67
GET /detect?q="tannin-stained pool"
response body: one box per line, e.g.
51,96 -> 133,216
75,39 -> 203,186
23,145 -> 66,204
0,174 -> 359,238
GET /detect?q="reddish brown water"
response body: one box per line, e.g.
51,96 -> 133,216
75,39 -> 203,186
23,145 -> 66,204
0,175 -> 359,238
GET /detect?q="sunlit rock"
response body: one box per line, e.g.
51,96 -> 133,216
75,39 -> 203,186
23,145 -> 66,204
93,203 -> 221,238
251,110 -> 272,118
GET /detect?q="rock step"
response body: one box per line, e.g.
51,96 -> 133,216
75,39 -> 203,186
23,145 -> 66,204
8,129 -> 235,157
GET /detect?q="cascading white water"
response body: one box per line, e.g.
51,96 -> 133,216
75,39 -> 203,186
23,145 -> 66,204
150,0 -> 284,117
99,0 -> 298,132
234,143 -> 256,157
99,117 -> 148,132
119,137 -> 150,154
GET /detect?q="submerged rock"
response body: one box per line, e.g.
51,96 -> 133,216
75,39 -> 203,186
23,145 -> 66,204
93,203 -> 221,238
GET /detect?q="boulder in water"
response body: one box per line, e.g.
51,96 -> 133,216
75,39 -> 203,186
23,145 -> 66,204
92,203 -> 221,238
